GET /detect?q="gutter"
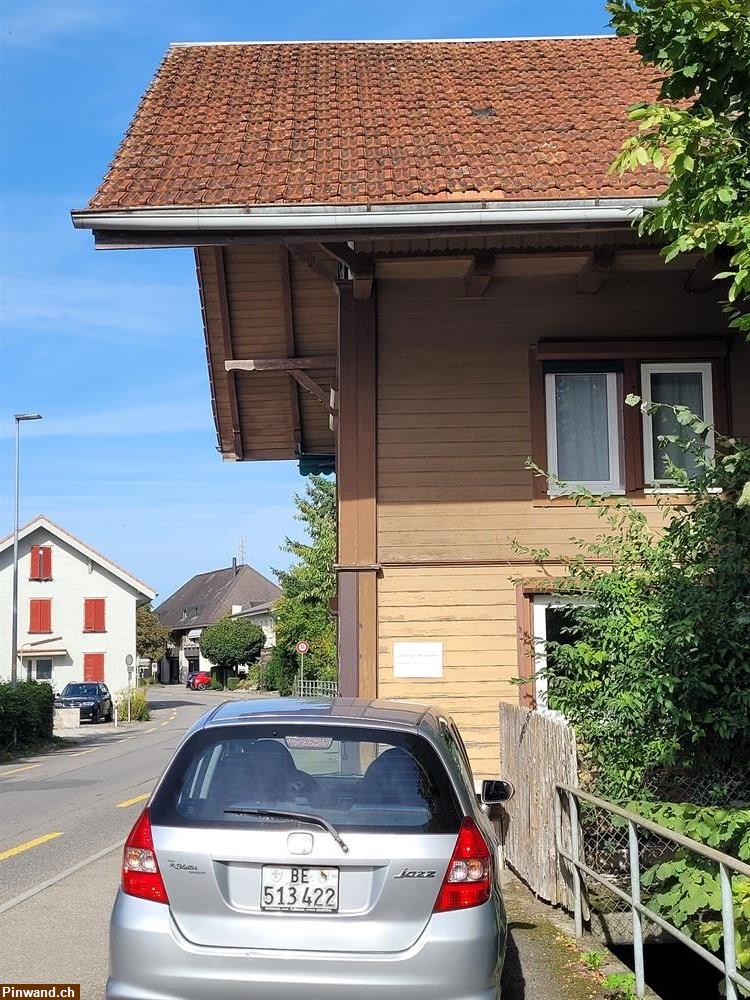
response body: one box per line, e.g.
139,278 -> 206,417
71,197 -> 656,234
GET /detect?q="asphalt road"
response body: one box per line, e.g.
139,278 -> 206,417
0,686 -> 225,996
0,687 -> 624,1000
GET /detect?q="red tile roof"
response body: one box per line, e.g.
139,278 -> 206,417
88,37 -> 663,211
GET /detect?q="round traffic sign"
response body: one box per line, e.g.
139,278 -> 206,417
295,641 -> 309,655
125,654 -> 134,666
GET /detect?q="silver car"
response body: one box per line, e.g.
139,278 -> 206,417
108,697 -> 514,999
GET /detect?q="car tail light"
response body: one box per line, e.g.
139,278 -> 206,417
433,817 -> 492,912
122,808 -> 169,904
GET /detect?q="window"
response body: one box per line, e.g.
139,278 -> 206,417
35,658 -> 53,680
641,363 -> 714,486
150,724 -> 462,835
530,341 -> 728,497
29,599 -> 52,633
545,371 -> 623,494
29,545 -> 52,581
532,595 -> 591,711
84,598 -> 106,633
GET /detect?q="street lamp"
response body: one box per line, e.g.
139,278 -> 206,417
11,414 -> 42,686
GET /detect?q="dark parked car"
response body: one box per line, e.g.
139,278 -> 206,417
55,682 -> 113,723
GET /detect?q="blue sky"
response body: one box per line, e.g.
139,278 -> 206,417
0,0 -> 613,601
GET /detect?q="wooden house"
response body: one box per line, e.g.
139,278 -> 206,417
73,37 -> 750,773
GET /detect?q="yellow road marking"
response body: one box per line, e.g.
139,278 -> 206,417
0,832 -> 63,862
144,727 -> 157,734
160,721 -> 170,727
70,748 -> 97,757
115,793 -> 149,809
0,763 -> 41,780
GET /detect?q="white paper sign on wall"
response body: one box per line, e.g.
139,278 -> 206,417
392,641 -> 444,678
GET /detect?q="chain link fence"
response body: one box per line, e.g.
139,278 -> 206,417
581,765 -> 750,925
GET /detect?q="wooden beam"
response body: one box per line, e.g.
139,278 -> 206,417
576,248 -> 614,294
463,251 -> 495,297
212,247 -> 244,460
225,356 -> 336,373
685,249 -> 730,294
285,243 -> 339,284
321,242 -> 375,300
280,246 -> 302,456
288,369 -> 330,407
336,283 -> 377,699
536,338 -> 730,361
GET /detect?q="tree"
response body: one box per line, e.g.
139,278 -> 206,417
266,476 -> 337,695
608,0 -> 750,336
199,615 -> 265,688
136,604 -> 170,668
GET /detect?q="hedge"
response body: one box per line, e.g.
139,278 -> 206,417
0,681 -> 54,750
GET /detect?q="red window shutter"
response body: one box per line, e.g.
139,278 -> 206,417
83,653 -> 105,682
84,599 -> 106,632
41,546 -> 52,580
30,599 -> 51,633
30,546 -> 41,580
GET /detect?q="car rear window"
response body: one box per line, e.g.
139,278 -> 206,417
150,724 -> 461,834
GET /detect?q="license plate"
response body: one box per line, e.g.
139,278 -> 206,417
261,866 -> 339,912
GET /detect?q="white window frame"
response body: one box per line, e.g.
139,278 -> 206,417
641,362 -> 714,488
532,595 -> 592,713
545,371 -> 624,496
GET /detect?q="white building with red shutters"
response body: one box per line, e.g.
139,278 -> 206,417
0,515 -> 156,693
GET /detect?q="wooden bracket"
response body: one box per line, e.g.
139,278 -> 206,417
285,243 -> 339,284
576,249 -> 614,295
463,251 -> 496,297
685,249 -> 731,294
320,242 -> 375,299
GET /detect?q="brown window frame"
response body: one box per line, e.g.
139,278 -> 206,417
529,339 -> 730,499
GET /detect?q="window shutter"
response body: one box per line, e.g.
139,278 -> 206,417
84,599 -> 106,632
41,546 -> 52,580
30,546 -> 41,580
83,653 -> 105,682
30,599 -> 51,632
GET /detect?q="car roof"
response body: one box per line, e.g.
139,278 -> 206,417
202,696 -> 445,734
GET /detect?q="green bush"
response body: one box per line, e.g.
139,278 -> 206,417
115,688 -> 150,722
522,410 -> 750,800
226,676 -> 242,691
631,802 -> 750,985
0,681 -> 54,749
209,678 -> 224,691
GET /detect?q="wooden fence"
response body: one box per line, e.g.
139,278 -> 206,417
498,703 -> 578,907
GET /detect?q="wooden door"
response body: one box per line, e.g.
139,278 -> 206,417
83,652 -> 105,682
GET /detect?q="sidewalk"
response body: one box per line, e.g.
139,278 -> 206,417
500,870 -> 659,1000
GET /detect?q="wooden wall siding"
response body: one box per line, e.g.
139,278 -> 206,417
376,269 -> 747,775
200,245 -> 338,459
196,248 -> 236,456
290,256 -> 337,453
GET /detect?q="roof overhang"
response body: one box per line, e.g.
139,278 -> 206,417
71,197 -> 658,250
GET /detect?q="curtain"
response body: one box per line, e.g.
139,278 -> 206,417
554,374 -> 610,482
649,372 -> 704,480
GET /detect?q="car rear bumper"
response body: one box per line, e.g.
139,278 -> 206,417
107,890 -> 505,1000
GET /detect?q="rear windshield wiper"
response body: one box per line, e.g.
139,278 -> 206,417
224,807 -> 349,854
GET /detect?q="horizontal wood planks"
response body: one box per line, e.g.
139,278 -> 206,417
374,270 -> 743,776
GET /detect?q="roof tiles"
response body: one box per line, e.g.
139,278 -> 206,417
88,37 -> 663,211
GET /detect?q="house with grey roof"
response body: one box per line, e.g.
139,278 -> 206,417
155,559 -> 280,683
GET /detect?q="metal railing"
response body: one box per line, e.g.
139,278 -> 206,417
555,783 -> 750,1000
